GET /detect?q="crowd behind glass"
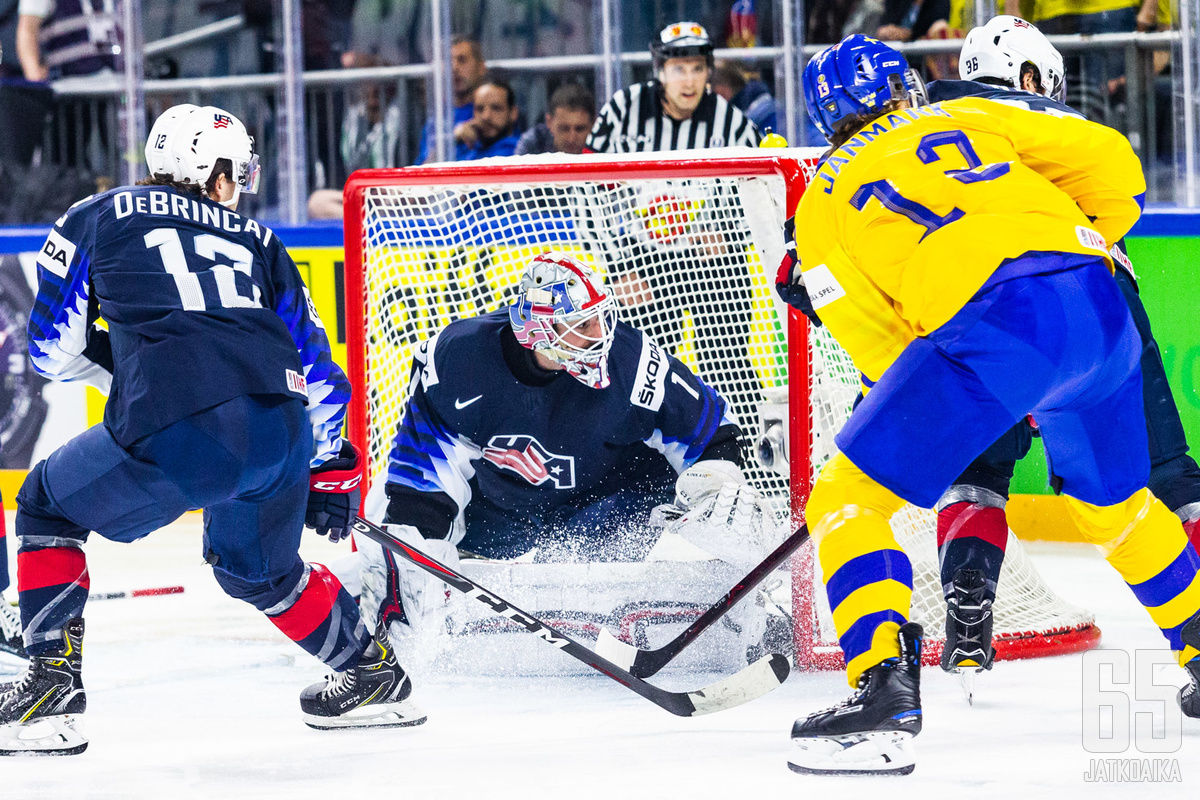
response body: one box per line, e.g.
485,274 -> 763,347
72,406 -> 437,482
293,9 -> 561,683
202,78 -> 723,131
0,0 -> 1178,224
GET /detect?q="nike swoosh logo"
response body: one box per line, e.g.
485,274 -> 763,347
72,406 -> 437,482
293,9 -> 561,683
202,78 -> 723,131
455,395 -> 483,410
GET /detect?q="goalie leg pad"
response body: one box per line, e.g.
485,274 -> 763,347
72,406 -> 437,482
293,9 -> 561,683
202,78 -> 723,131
359,524 -> 458,641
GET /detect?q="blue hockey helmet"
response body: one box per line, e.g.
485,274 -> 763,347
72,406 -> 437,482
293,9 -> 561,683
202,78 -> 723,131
803,35 -> 921,142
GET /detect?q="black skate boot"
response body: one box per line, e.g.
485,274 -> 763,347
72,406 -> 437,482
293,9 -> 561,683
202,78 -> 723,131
1180,614 -> 1200,719
0,597 -> 25,662
0,617 -> 87,756
300,623 -> 426,730
941,569 -> 995,705
789,622 -> 923,776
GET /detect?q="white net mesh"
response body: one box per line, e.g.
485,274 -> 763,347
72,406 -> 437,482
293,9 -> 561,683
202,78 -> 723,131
349,151 -> 1094,667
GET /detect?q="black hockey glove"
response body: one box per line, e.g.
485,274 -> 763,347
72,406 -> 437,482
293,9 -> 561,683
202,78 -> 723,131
774,217 -> 823,327
306,440 -> 363,543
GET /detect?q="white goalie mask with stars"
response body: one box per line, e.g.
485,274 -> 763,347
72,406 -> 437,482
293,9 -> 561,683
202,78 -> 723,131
508,252 -> 618,390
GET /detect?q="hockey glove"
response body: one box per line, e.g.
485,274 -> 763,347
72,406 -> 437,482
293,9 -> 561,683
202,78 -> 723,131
655,460 -> 781,565
774,217 -> 822,328
306,440 -> 364,543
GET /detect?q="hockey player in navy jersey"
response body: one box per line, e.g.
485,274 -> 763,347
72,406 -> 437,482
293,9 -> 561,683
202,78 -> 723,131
0,104 -> 424,756
357,251 -> 778,643
919,17 -> 1200,689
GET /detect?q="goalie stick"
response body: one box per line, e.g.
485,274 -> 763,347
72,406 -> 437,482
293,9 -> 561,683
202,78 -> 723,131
595,525 -> 810,678
351,517 -> 791,717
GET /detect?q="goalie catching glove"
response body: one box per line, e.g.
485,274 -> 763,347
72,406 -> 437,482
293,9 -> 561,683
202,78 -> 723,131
306,440 -> 363,543
653,460 -> 782,565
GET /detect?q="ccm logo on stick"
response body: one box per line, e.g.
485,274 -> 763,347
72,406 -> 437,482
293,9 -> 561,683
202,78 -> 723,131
464,587 -> 571,648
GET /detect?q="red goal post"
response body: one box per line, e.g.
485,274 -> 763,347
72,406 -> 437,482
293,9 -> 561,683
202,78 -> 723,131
342,150 -> 1100,671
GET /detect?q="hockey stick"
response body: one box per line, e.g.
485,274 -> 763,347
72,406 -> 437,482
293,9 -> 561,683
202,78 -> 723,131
90,585 -> 185,601
595,525 -> 810,678
351,517 -> 791,717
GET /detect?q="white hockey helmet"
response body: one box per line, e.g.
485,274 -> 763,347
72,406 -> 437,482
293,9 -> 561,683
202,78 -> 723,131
960,16 -> 1064,100
508,251 -> 618,390
145,103 -> 198,177
168,105 -> 262,206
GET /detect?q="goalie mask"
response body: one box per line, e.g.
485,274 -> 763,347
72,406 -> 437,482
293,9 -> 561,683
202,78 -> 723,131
960,16 -> 1064,101
168,105 -> 262,208
508,252 -> 617,390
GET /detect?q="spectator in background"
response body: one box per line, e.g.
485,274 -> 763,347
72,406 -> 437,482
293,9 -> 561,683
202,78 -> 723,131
514,84 -> 595,156
307,52 -> 406,220
876,0 -> 951,42
1025,0 -> 1156,117
15,0 -> 119,172
876,0 -> 954,79
711,59 -> 783,135
0,0 -> 54,175
454,77 -> 521,160
418,35 -> 486,164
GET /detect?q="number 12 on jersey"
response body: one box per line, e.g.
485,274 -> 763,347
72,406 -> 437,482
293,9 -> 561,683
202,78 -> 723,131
144,228 -> 263,311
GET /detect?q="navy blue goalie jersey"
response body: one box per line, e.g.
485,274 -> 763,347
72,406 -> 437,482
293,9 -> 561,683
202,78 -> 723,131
27,186 -> 349,464
376,309 -> 738,538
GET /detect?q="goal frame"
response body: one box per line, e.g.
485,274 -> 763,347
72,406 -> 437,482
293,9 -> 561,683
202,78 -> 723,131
342,153 -> 1100,672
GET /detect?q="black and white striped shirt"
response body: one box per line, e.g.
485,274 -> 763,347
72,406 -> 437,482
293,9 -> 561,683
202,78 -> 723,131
585,81 -> 762,153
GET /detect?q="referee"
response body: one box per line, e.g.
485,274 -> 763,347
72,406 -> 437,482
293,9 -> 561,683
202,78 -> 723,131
584,21 -> 764,454
585,22 -> 762,153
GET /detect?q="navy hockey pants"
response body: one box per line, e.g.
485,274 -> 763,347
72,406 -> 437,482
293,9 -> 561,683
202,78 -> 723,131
938,266 -> 1200,597
946,268 -> 1200,509
838,254 -> 1147,510
14,395 -> 369,667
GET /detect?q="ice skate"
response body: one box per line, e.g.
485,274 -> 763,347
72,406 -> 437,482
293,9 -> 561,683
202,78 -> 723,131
1180,614 -> 1200,719
788,622 -> 923,776
299,623 -> 426,730
0,617 -> 87,756
0,596 -> 26,663
941,569 -> 995,705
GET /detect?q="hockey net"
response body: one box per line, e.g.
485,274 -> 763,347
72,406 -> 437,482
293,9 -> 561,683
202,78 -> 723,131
343,150 -> 1099,671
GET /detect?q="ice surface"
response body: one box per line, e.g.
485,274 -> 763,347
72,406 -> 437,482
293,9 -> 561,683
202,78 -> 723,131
2,514 -> 1196,799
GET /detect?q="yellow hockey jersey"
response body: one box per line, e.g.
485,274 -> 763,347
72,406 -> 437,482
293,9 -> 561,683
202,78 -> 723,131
793,96 -> 1144,383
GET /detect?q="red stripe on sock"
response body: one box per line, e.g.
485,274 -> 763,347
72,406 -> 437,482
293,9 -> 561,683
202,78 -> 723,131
17,547 -> 89,593
1185,518 -> 1200,557
937,503 -> 1009,552
0,494 -> 6,538
269,563 -> 343,642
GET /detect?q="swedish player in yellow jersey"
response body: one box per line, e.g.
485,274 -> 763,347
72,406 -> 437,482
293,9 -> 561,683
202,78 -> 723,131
780,34 -> 1200,776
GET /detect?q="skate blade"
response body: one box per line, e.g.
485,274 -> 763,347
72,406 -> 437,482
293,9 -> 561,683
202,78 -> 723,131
303,699 -> 428,730
957,668 -> 979,705
788,730 -> 916,776
0,714 -> 88,756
